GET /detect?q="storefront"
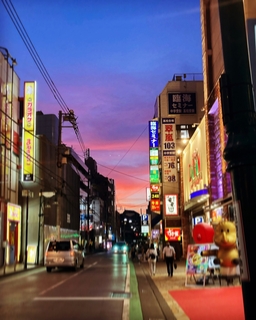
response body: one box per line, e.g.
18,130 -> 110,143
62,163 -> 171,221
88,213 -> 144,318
182,117 -> 210,251
5,203 -> 21,264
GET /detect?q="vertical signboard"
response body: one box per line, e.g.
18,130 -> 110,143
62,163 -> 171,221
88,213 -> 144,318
162,118 -> 177,182
22,81 -> 36,182
149,120 -> 160,212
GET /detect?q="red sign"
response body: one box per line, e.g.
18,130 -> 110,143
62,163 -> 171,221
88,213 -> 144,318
165,228 -> 181,241
150,199 -> 160,212
150,184 -> 160,192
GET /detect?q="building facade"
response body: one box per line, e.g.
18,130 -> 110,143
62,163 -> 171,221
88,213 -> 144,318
149,74 -> 205,259
0,48 -> 21,266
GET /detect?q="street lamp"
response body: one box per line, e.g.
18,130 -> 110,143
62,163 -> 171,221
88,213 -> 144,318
22,190 -> 33,269
37,190 -> 56,265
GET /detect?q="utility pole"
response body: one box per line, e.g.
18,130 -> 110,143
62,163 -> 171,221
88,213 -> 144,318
218,0 -> 256,318
56,111 -> 63,240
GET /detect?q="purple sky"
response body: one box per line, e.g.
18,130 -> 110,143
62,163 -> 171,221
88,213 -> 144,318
0,0 -> 202,213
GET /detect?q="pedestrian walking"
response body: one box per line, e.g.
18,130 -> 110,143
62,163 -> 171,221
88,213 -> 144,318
146,243 -> 158,276
162,242 -> 176,277
137,245 -> 143,264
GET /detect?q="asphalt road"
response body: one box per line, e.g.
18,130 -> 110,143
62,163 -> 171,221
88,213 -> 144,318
0,252 -> 130,320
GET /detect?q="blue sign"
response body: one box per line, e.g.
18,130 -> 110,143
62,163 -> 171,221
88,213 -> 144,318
149,121 -> 158,148
193,216 -> 204,225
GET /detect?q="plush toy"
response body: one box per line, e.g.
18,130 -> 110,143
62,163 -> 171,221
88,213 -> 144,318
201,220 -> 240,271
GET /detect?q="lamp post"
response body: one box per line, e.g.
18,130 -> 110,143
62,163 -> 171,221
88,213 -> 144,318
37,190 -> 56,265
22,190 -> 33,269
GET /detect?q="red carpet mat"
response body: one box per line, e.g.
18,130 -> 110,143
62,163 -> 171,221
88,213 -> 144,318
169,286 -> 244,320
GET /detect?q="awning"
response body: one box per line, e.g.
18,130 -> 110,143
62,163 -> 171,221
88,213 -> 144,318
151,213 -> 162,228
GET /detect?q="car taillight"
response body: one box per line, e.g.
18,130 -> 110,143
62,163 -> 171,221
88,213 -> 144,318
70,251 -> 74,257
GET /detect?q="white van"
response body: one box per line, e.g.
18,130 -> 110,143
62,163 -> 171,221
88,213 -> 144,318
45,239 -> 84,272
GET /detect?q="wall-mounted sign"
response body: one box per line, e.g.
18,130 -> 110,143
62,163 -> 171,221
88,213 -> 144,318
152,229 -> 160,239
22,81 -> 36,182
150,165 -> 160,184
141,214 -> 148,225
141,225 -> 149,234
193,216 -> 204,226
149,148 -> 159,165
165,194 -> 178,216
149,121 -> 158,148
165,227 -> 181,241
151,199 -> 160,212
162,118 -> 177,182
168,92 -> 196,114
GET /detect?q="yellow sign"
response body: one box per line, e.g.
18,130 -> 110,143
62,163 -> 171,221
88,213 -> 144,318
24,82 -> 36,131
22,81 -> 36,182
27,245 -> 37,264
7,203 -> 21,222
23,130 -> 34,181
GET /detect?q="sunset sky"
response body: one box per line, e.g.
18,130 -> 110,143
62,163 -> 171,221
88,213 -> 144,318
0,0 -> 202,213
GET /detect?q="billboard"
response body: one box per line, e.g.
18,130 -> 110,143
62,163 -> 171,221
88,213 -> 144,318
162,118 -> 177,182
165,194 -> 178,216
168,92 -> 196,114
22,82 -> 36,182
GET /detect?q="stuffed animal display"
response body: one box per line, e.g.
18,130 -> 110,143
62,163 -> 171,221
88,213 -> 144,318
201,220 -> 240,268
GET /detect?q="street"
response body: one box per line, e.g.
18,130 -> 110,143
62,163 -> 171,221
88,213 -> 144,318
0,252 -> 130,320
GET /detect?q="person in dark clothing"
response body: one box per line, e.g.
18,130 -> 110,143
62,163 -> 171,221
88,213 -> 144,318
162,242 -> 176,277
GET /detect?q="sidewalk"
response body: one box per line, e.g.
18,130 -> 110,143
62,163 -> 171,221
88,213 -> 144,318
136,258 -> 190,320
0,262 -> 38,277
137,258 -> 242,320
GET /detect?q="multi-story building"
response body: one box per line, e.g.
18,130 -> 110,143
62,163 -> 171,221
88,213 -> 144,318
0,48 -> 20,266
199,0 -> 256,229
0,51 -> 117,266
149,73 -> 205,259
86,155 -> 116,248
149,0 -> 256,262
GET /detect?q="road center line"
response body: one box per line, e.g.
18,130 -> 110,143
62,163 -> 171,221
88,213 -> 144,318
39,262 -> 97,296
34,296 -> 128,301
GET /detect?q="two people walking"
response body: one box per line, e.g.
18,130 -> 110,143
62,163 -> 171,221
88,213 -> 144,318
143,242 -> 177,277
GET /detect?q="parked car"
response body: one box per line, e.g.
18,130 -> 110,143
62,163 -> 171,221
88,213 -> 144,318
45,239 -> 84,272
112,241 -> 128,254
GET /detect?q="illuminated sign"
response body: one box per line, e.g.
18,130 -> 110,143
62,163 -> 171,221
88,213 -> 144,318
149,121 -> 158,148
150,165 -> 159,184
150,184 -> 160,193
23,130 -> 34,181
165,227 -> 181,241
165,194 -> 178,216
141,225 -> 149,233
22,81 -> 36,182
162,118 -> 177,182
151,199 -> 160,212
150,148 -> 159,165
7,203 -> 21,222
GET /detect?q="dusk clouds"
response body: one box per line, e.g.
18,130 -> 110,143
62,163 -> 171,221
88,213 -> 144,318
0,0 -> 202,213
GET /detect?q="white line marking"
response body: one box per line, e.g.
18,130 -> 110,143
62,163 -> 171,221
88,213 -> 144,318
122,263 -> 130,320
39,262 -> 97,296
34,296 -> 128,301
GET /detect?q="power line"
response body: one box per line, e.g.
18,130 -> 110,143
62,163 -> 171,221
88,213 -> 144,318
1,0 -> 87,158
106,125 -> 148,177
